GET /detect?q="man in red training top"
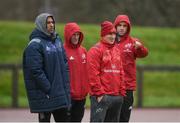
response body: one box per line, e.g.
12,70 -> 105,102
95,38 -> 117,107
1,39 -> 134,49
114,14 -> 148,122
64,22 -> 88,122
88,21 -> 125,122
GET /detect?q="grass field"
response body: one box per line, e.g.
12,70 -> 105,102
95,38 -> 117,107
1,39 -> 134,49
0,21 -> 180,108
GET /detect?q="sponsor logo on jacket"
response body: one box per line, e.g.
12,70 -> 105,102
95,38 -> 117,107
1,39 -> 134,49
69,56 -> 74,60
103,69 -> 120,73
103,64 -> 120,73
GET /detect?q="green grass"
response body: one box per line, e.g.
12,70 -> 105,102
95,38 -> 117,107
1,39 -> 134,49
133,27 -> 180,65
142,72 -> 180,107
0,21 -> 180,108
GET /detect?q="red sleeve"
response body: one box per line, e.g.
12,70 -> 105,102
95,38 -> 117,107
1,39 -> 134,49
87,47 -> 105,96
135,45 -> 148,58
133,38 -> 149,58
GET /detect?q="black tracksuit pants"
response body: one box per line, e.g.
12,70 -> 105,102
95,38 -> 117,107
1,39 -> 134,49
119,90 -> 134,122
38,107 -> 69,122
70,99 -> 86,122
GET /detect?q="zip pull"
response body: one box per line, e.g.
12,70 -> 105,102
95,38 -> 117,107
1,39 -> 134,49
46,95 -> 50,99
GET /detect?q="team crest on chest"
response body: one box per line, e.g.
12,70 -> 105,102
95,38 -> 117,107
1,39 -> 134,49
82,53 -> 86,59
82,53 -> 86,63
124,43 -> 132,52
125,43 -> 132,48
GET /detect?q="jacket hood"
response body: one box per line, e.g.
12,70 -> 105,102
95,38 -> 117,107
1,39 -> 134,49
35,13 -> 56,37
64,22 -> 84,48
114,15 -> 131,37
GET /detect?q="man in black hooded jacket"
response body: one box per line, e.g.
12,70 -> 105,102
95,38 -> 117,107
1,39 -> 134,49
23,13 -> 71,122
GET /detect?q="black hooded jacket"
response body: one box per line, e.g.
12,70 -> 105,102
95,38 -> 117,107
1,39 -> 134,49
23,13 -> 71,113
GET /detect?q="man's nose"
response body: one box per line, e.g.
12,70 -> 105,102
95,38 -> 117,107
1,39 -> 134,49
75,35 -> 79,39
50,23 -> 54,27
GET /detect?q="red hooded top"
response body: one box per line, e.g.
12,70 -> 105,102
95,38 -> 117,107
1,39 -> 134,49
64,23 -> 88,100
88,40 -> 125,96
114,15 -> 148,90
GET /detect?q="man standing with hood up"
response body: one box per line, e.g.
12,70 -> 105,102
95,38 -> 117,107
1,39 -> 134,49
23,13 -> 71,122
114,14 -> 148,122
64,22 -> 88,122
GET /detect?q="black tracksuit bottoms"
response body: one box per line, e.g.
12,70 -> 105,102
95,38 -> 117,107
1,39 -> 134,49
38,107 -> 69,122
119,90 -> 134,122
70,99 -> 86,122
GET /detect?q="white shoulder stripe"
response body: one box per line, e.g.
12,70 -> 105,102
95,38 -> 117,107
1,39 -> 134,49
28,38 -> 41,45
